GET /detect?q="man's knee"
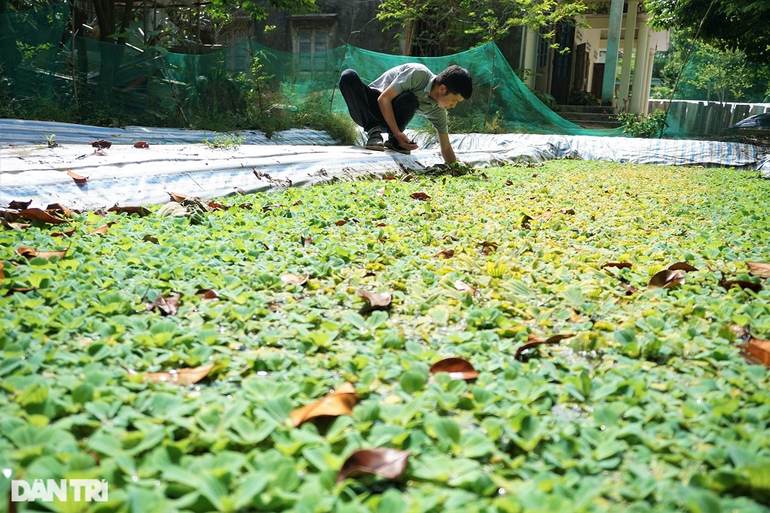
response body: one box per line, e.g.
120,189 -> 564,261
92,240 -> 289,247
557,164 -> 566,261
394,91 -> 418,111
339,69 -> 360,89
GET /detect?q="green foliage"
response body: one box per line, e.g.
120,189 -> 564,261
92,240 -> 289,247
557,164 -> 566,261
1,161 -> 769,511
376,0 -> 588,55
646,0 -> 770,65
203,132 -> 244,149
617,109 -> 668,138
568,89 -> 600,106
533,90 -> 557,110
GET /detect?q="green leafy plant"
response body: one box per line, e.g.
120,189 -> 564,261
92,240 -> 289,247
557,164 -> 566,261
204,132 -> 244,149
45,133 -> 57,148
568,89 -> 600,106
617,109 -> 668,138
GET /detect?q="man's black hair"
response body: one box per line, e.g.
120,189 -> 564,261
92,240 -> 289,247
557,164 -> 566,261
436,65 -> 473,100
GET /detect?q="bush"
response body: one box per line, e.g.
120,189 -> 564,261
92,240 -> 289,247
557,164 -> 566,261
568,89 -> 600,106
617,109 -> 668,138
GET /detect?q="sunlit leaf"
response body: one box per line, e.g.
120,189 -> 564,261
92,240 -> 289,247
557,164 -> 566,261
429,357 -> 478,380
337,449 -> 410,483
356,289 -> 392,308
146,294 -> 180,316
16,246 -> 67,260
745,338 -> 770,367
281,273 -> 308,285
454,280 -> 477,295
169,192 -> 188,203
290,382 -> 358,427
138,363 -> 215,385
747,262 -> 770,279
67,169 -> 88,185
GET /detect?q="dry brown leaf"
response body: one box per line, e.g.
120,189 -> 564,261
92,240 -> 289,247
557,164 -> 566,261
302,236 -> 312,247
108,205 -> 151,217
2,220 -> 30,230
146,294 -> 180,316
67,169 -> 88,185
560,208 -> 576,215
262,204 -> 283,212
443,234 -> 458,242
356,289 -> 392,308
290,382 -> 359,427
648,269 -> 685,289
51,227 -> 76,237
134,141 -> 149,148
602,262 -> 632,270
521,214 -> 534,229
514,333 -> 574,360
46,203 -> 73,218
410,192 -> 431,201
335,220 -> 348,226
337,449 -> 410,483
8,200 -> 32,210
505,180 -> 514,186
16,246 -> 67,260
719,277 -> 762,294
91,139 -> 112,149
747,262 -> 770,279
376,186 -> 387,196
537,210 -> 553,221
620,283 -> 637,295
88,224 -> 110,236
143,234 -> 159,244
0,261 -> 4,282
281,273 -> 308,285
668,262 -> 698,272
207,201 -> 227,211
382,176 -> 397,181
15,208 -> 68,225
429,357 -> 478,380
168,192 -> 188,203
433,248 -> 455,259
745,338 -> 770,367
454,280 -> 477,295
196,289 -> 219,300
376,222 -> 387,227
141,363 -> 214,385
292,200 -> 304,206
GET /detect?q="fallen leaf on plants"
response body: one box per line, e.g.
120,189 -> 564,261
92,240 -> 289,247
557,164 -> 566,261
538,210 -> 553,221
46,203 -> 73,218
108,205 -> 151,217
479,241 -> 498,255
146,294 -> 180,316
620,283 -> 637,295
169,192 -> 188,203
137,363 -> 215,385
8,200 -> 32,210
16,246 -> 67,260
51,227 -> 76,237
262,204 -> 283,212
648,270 -> 685,289
207,201 -> 227,211
15,208 -> 68,225
67,169 -> 88,185
668,262 -> 698,272
747,262 -> 770,279
337,449 -> 410,483
134,141 -> 149,148
290,382 -> 358,427
443,234 -> 458,242
376,186 -> 387,196
143,234 -> 159,244
454,280 -> 477,295
560,209 -> 576,215
335,220 -> 348,226
302,236 -> 312,246
602,262 -> 632,270
433,248 -> 454,259
356,289 -> 392,308
410,192 -> 431,201
719,277 -> 762,294
505,180 -> 514,186
0,262 -> 3,281
514,333 -> 574,360
2,220 -> 30,230
91,139 -> 112,149
429,357 -> 478,380
281,273 -> 308,285
292,200 -> 303,206
521,214 -> 533,229
87,224 -> 110,236
196,289 -> 219,300
744,338 -> 770,367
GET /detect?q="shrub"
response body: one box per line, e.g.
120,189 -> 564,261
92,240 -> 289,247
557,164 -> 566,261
617,109 -> 668,138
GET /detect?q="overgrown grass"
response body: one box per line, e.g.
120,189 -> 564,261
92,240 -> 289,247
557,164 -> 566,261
1,161 -> 769,512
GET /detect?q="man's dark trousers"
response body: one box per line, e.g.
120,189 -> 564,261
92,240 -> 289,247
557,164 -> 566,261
339,69 -> 419,135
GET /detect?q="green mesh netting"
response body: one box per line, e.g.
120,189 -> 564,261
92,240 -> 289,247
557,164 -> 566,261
0,3 -> 627,136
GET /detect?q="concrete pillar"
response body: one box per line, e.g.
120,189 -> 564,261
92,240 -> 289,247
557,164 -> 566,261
630,18 -> 649,114
601,0 -> 625,105
641,49 -> 655,114
523,28 -> 538,89
618,0 -> 638,109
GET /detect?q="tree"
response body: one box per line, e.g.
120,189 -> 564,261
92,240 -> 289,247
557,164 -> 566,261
376,0 -> 587,56
645,0 -> 770,65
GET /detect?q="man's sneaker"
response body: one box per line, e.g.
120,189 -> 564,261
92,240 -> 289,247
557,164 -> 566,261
364,130 -> 384,151
384,138 -> 411,155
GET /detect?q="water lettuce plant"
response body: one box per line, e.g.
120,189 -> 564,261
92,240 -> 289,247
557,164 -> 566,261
0,160 -> 768,512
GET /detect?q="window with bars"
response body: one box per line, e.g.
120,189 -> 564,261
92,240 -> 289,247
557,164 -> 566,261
297,27 -> 329,72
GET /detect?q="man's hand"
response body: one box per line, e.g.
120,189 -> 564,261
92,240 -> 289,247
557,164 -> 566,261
393,131 -> 418,150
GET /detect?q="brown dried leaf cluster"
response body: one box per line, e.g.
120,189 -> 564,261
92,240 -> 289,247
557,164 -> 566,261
290,382 -> 359,427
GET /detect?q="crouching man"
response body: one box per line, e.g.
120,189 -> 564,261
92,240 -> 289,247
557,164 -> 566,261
339,63 -> 472,164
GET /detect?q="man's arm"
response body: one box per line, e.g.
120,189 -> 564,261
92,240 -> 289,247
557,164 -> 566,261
438,132 -> 457,164
378,86 -> 418,150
